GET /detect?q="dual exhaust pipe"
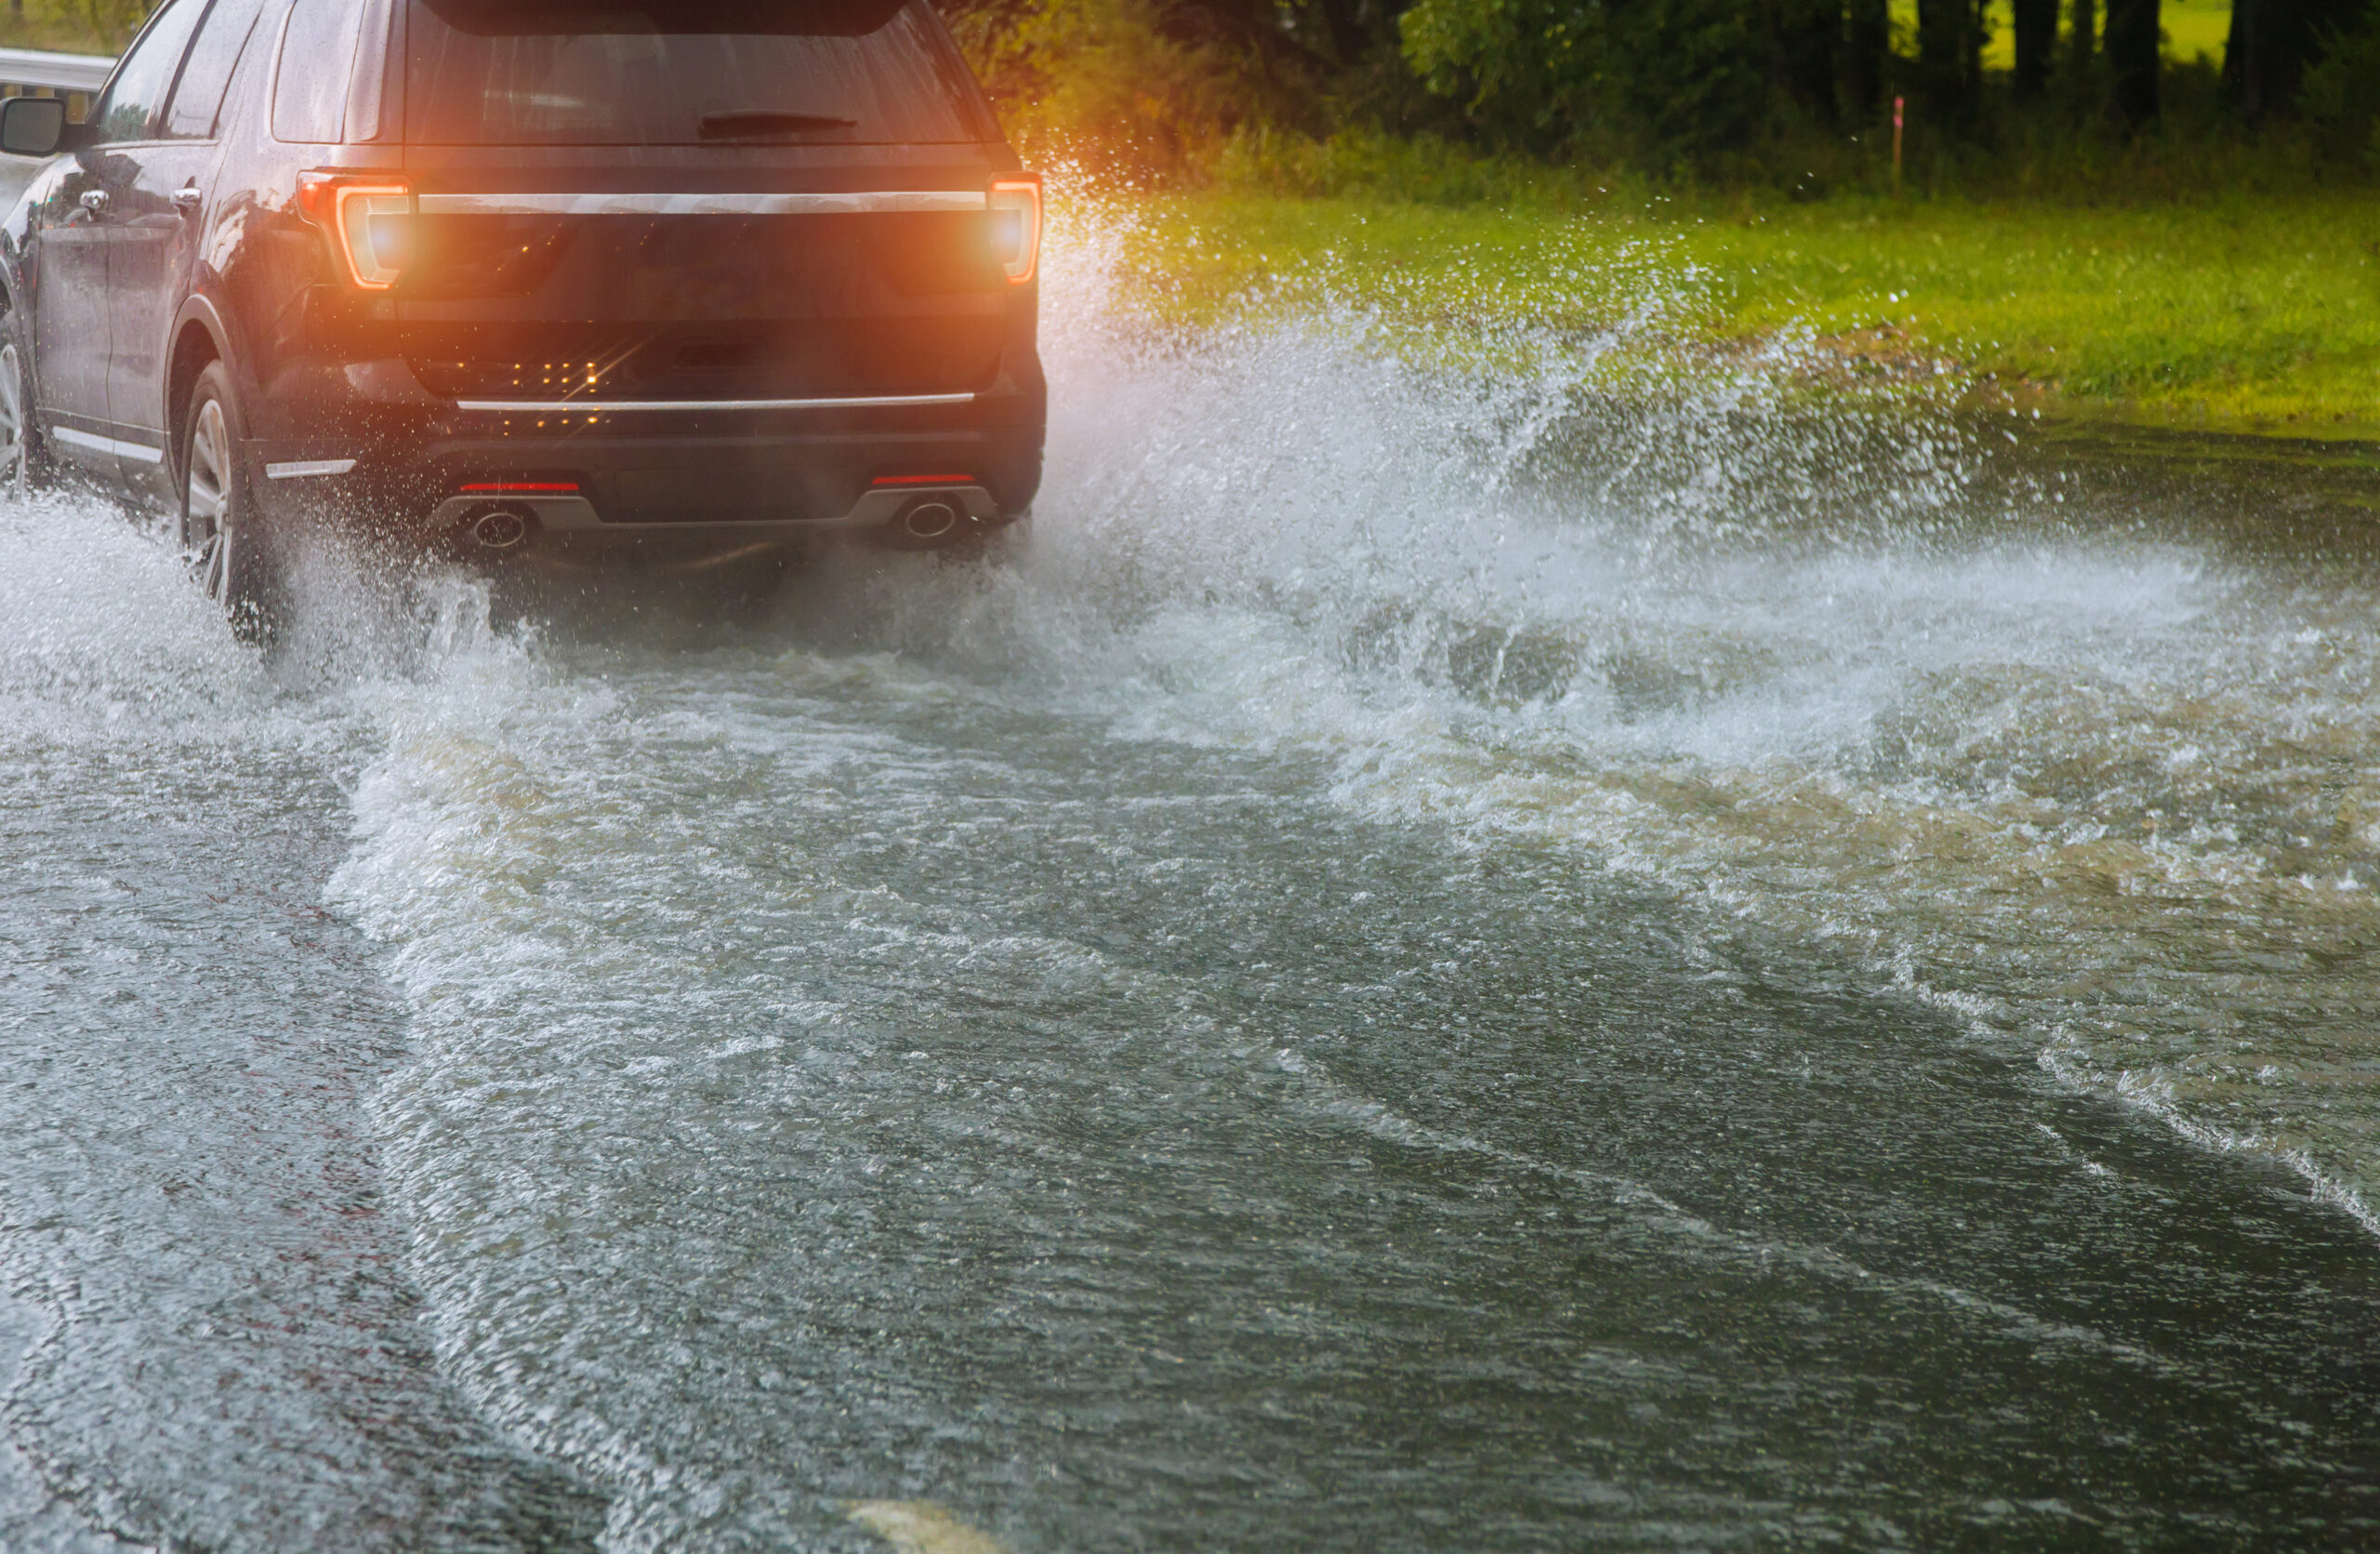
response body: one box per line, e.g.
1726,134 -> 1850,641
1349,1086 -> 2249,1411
441,485 -> 987,551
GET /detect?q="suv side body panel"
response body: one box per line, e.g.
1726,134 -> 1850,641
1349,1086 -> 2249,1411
107,0 -> 272,488
27,154 -> 112,461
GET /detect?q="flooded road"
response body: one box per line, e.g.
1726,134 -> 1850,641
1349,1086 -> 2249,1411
6,199 -> 2380,1549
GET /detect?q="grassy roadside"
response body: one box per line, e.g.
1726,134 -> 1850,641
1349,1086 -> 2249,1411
1117,191 -> 2380,436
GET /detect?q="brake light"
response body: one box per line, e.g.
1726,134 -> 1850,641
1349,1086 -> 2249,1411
298,172 -> 411,290
988,175 -> 1040,286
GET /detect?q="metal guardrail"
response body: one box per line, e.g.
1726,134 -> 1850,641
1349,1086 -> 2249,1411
0,46 -> 115,126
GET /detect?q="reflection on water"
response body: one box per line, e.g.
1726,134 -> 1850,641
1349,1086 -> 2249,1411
333,618 -> 2380,1549
2,206 -> 2379,1549
0,499 -> 602,1550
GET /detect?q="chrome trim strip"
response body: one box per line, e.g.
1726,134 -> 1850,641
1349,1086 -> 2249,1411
51,425 -> 164,462
265,458 -> 357,480
416,191 -> 986,217
454,392 -> 977,413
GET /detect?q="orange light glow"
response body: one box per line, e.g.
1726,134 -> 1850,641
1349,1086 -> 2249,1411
298,172 -> 412,290
988,175 -> 1041,287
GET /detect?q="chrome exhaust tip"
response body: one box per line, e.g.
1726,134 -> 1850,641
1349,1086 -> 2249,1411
898,498 -> 961,541
467,505 -> 531,551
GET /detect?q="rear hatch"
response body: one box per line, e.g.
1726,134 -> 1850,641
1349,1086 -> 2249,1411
393,0 -> 1015,405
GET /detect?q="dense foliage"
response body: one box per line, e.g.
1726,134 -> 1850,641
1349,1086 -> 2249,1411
0,0 -> 150,50
3,0 -> 2364,188
942,0 -> 2380,184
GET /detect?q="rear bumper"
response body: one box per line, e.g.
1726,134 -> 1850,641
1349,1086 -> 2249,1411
244,356 -> 1044,546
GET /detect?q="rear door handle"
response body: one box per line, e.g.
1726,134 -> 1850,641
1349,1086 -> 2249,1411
77,189 -> 108,215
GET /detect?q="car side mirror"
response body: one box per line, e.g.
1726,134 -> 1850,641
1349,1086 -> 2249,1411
1,97 -> 69,159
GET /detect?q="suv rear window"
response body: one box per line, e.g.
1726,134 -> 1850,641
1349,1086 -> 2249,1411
405,0 -> 994,146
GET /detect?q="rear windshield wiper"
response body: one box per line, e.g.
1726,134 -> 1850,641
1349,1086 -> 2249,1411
700,112 -> 857,139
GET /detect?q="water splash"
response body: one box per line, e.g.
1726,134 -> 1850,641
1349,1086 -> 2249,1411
831,190 -> 2380,1225
298,195 -> 2380,1551
0,181 -> 2343,1552
0,493 -> 599,1551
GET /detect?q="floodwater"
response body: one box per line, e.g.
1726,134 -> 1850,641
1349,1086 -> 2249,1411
5,195 -> 2380,1553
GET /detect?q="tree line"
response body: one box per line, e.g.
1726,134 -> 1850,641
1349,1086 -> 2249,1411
0,0 -> 152,50
943,0 -> 2380,179
3,0 -> 2365,181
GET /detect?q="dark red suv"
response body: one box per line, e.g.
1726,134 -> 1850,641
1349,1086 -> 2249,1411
0,0 -> 1044,631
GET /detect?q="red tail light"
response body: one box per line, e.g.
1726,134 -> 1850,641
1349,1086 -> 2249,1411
988,174 -> 1040,286
298,172 -> 412,290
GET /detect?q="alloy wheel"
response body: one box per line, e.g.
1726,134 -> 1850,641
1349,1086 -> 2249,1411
0,342 -> 26,497
185,398 -> 235,607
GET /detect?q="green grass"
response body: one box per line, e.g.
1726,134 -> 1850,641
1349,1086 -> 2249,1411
1116,190 -> 2380,433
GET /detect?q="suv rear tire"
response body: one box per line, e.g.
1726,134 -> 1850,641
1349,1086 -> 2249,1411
181,362 -> 284,642
0,312 -> 51,496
